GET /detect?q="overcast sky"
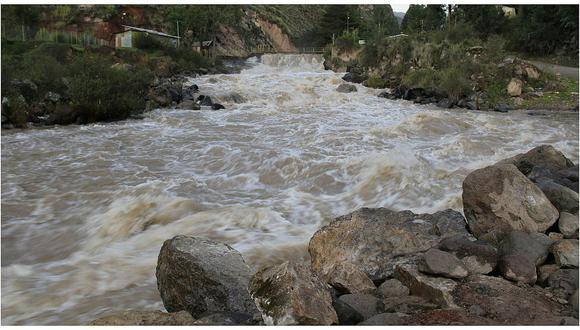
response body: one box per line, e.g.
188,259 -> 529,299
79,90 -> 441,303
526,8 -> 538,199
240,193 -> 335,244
390,4 -> 410,12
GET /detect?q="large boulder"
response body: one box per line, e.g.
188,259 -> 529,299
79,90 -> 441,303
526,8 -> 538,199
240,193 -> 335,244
377,279 -> 410,298
89,311 -> 195,325
395,265 -> 458,308
418,248 -> 468,279
309,208 -> 468,281
548,269 -> 579,298
462,164 -> 559,238
342,72 -> 366,84
437,235 -> 498,274
498,231 -> 552,266
550,239 -> 579,268
332,297 -> 364,325
249,261 -> 337,325
498,145 -> 575,176
156,236 -> 259,319
498,254 -> 537,284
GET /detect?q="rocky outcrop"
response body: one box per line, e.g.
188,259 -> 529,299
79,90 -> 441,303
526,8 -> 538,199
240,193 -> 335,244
559,212 -> 579,238
155,235 -> 259,319
249,261 -> 337,325
550,239 -> 579,268
89,311 -> 195,325
309,208 -> 468,281
462,163 -> 559,238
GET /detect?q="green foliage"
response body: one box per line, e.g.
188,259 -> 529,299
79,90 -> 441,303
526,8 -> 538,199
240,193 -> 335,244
401,5 -> 446,33
438,67 -> 471,101
455,5 -> 507,39
364,74 -> 385,88
66,54 -> 153,123
1,93 -> 29,128
163,47 -> 212,72
163,5 -> 242,43
358,5 -> 399,40
335,29 -> 360,51
315,5 -> 361,45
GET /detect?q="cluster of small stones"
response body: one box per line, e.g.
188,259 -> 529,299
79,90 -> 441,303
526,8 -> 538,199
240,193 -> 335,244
90,145 -> 578,325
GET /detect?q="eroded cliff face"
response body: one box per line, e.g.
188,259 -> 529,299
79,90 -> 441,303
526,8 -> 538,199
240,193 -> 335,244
215,10 -> 298,57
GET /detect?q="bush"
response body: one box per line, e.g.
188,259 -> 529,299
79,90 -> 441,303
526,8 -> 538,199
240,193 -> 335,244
163,47 -> 212,72
66,54 -> 153,123
335,29 -> 360,51
439,67 -> 471,101
364,74 -> 385,88
2,93 -> 29,128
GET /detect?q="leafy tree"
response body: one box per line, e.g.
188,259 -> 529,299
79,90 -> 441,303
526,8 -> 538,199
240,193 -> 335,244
455,5 -> 507,38
358,5 -> 399,39
401,5 -> 445,33
316,5 -> 361,44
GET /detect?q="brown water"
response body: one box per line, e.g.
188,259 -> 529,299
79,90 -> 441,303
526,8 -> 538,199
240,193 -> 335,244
1,54 -> 578,325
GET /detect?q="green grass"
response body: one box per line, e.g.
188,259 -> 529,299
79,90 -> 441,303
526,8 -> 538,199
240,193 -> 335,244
520,77 -> 579,110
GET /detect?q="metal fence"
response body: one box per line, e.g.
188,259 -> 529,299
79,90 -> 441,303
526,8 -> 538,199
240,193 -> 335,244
1,24 -> 112,47
251,45 -> 324,54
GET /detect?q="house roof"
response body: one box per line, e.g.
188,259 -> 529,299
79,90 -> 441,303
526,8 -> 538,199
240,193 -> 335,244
115,25 -> 180,39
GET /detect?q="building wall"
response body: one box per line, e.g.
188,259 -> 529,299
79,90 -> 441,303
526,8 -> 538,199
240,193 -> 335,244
115,31 -> 133,48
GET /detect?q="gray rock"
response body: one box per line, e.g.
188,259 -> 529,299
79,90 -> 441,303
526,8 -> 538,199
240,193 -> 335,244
342,72 -> 366,84
338,293 -> 383,320
377,279 -> 409,298
249,261 -> 337,325
44,91 -> 61,103
419,248 -> 468,279
536,180 -> 579,214
359,312 -> 410,325
494,103 -> 512,112
537,264 -> 560,286
395,265 -> 458,308
550,239 -> 579,268
89,311 -> 194,325
197,95 -> 213,106
309,208 -> 468,281
499,231 -> 552,266
381,295 -> 438,314
332,297 -> 364,325
211,103 -> 225,110
156,236 -> 259,319
336,83 -> 357,93
498,145 -> 575,176
437,235 -> 498,274
462,164 -> 559,238
436,98 -> 453,109
548,269 -> 579,297
498,254 -> 537,284
559,212 -> 579,238
326,262 -> 376,294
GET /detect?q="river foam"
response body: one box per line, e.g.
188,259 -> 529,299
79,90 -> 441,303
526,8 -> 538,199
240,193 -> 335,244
1,53 -> 578,324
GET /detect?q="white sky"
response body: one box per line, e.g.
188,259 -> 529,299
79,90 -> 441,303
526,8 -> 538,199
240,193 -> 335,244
390,4 -> 410,13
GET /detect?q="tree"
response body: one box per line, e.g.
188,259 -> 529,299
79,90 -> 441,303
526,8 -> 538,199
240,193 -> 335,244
358,5 -> 399,39
455,5 -> 507,38
401,5 -> 445,33
316,5 -> 361,44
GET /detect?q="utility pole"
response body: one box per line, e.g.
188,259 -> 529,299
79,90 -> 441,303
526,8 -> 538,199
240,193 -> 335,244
347,15 -> 350,33
176,20 -> 180,48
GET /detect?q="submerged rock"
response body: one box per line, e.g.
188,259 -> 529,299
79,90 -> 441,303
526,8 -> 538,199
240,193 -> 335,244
156,235 -> 259,319
462,164 -> 559,238
309,208 -> 468,281
249,261 -> 337,325
336,83 -> 357,93
89,310 -> 195,325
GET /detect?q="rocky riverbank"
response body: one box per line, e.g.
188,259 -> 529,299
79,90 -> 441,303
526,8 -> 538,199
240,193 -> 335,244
90,144 -> 579,325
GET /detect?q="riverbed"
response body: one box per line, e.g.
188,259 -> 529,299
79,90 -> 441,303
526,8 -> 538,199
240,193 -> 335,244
1,54 -> 578,324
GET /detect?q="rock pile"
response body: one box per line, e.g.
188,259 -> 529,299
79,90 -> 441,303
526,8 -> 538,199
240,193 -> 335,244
90,144 -> 578,325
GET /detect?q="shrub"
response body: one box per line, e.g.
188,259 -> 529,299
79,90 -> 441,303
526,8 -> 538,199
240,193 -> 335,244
66,54 -> 153,123
2,93 -> 29,128
364,74 -> 385,88
439,67 -> 471,101
335,29 -> 360,51
163,47 -> 212,72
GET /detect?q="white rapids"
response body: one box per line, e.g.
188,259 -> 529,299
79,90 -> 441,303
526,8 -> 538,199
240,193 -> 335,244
1,53 -> 578,325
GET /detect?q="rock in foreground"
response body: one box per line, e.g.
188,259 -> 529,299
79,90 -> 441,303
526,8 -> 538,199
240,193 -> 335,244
249,261 -> 337,325
156,235 -> 259,319
462,164 -> 559,238
309,208 -> 468,281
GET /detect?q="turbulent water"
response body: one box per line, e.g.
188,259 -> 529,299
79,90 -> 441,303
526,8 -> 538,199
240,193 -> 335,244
1,54 -> 578,325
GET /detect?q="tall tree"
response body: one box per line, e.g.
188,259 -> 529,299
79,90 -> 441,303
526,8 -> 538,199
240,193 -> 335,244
401,5 -> 445,33
455,5 -> 507,38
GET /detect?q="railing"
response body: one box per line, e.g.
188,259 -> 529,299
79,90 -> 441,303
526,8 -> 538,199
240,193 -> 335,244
1,24 -> 112,47
251,45 -> 324,54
